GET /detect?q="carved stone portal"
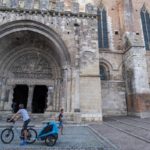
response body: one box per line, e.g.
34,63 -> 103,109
10,53 -> 53,79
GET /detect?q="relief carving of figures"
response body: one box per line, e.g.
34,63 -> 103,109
10,53 -> 53,79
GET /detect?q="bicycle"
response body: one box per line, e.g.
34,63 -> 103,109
0,118 -> 37,144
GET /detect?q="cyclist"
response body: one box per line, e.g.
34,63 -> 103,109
10,103 -> 30,145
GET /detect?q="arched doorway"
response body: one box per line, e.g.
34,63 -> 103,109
12,85 -> 28,112
0,20 -> 71,112
32,85 -> 48,113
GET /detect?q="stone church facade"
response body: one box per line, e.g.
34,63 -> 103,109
0,0 -> 150,121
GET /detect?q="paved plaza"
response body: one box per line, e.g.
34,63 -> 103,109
90,117 -> 150,150
0,117 -> 150,150
0,125 -> 116,150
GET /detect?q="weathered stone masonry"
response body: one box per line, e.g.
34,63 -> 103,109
0,0 -> 102,121
0,0 -> 150,121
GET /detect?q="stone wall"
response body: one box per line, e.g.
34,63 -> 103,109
99,52 -> 127,116
0,0 -> 150,119
146,53 -> 150,84
0,3 -> 99,68
97,0 -> 126,116
99,0 -> 150,118
0,0 -> 97,13
101,81 -> 126,116
0,0 -> 102,121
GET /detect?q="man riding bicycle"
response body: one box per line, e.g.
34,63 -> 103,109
10,103 -> 30,145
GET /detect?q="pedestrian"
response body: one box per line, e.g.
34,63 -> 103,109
10,103 -> 30,145
58,108 -> 64,135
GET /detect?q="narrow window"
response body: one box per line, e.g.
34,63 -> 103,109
98,6 -> 109,48
141,5 -> 150,50
100,65 -> 107,80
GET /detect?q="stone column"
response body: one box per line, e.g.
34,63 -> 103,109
61,68 -> 68,111
53,79 -> 58,111
27,85 -> 34,111
56,79 -> 60,111
74,23 -> 80,112
1,84 -> 6,101
3,85 -> 11,111
7,86 -> 14,110
124,33 -> 150,118
66,68 -> 71,112
71,68 -> 76,113
0,77 -> 7,110
47,86 -> 52,106
74,68 -> 80,112
47,86 -> 53,111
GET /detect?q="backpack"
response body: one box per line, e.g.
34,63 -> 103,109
58,113 -> 62,121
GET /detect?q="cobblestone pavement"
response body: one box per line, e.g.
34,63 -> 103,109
89,116 -> 150,150
1,117 -> 150,150
0,125 -> 116,150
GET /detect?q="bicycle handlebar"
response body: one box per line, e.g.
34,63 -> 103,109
6,118 -> 15,123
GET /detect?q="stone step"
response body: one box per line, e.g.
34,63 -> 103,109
0,111 -> 75,123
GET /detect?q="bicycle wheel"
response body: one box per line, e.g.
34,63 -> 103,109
1,128 -> 14,144
45,135 -> 57,146
26,128 -> 37,144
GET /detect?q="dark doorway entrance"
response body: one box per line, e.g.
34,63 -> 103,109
12,85 -> 29,113
32,85 -> 48,113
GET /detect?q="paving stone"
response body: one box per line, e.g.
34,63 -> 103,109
0,125 -> 115,150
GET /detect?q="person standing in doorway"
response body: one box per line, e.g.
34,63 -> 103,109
58,108 -> 64,135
